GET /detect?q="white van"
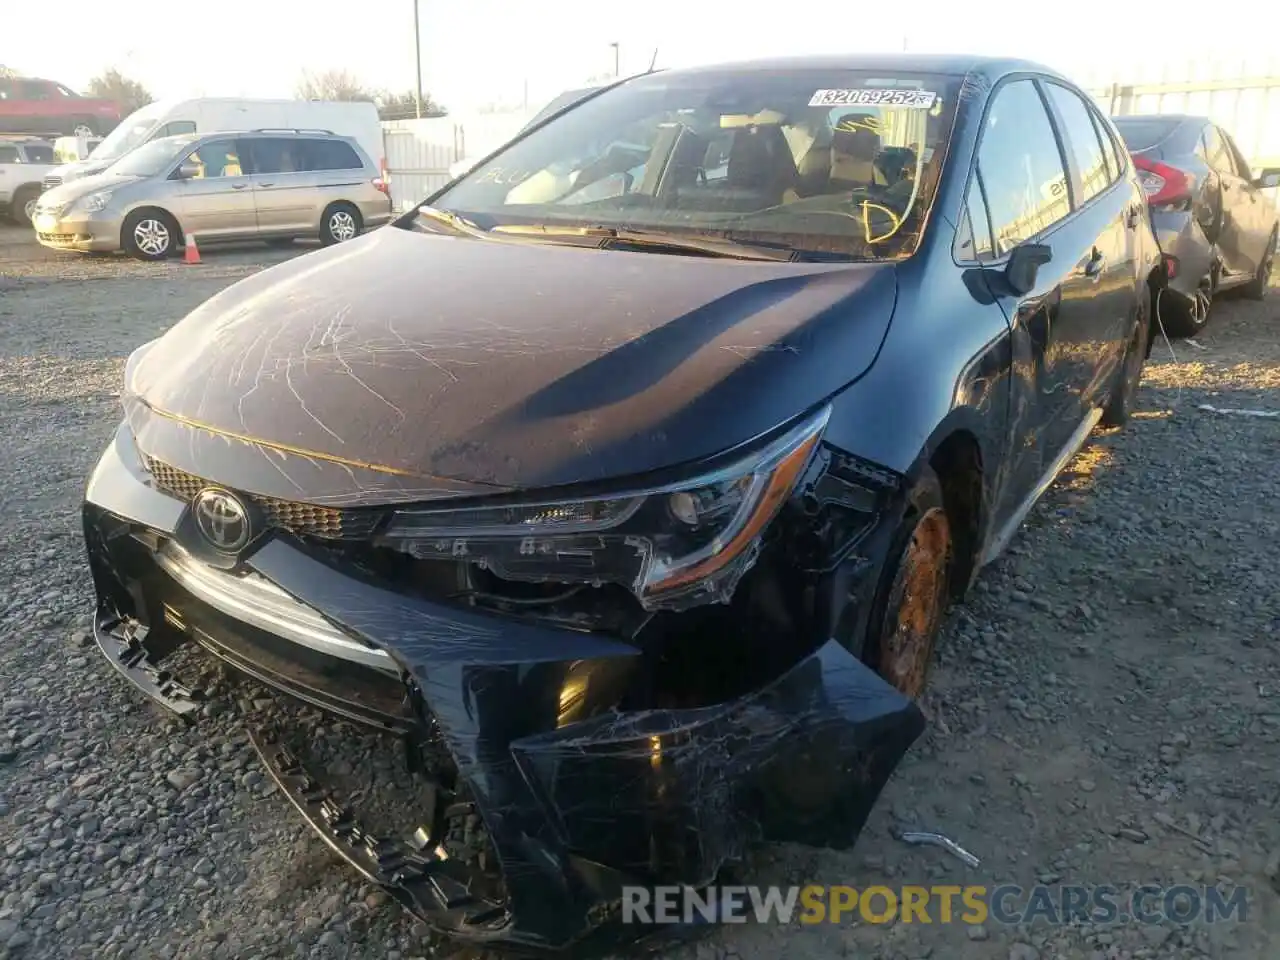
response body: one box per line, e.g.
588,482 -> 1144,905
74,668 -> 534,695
42,98 -> 385,190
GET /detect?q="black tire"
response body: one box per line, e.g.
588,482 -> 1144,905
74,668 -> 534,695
319,203 -> 362,246
1101,285 -> 1151,428
8,185 -> 39,226
1240,229 -> 1276,301
1158,276 -> 1212,339
121,209 -> 179,261
860,464 -> 953,700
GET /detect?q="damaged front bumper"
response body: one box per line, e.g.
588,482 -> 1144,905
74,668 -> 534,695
84,423 -> 925,952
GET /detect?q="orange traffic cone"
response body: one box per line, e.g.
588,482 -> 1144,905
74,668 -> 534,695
183,233 -> 201,264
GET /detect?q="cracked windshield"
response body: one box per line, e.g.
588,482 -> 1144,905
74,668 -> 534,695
433,69 -> 961,260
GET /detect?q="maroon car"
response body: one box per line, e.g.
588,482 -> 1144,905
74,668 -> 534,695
0,76 -> 122,137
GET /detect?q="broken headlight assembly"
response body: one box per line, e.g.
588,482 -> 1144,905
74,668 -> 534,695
378,405 -> 831,610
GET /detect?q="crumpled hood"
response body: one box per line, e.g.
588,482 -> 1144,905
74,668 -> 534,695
128,225 -> 898,495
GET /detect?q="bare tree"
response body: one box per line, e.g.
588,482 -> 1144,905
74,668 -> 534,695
296,69 -> 375,103
374,89 -> 446,121
86,69 -> 154,114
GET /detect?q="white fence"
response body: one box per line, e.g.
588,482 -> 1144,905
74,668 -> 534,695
383,111 -> 536,211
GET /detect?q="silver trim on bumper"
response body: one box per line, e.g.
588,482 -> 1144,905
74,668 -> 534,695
154,541 -> 397,674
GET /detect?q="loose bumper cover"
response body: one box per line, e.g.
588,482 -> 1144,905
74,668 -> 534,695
84,424 -> 925,952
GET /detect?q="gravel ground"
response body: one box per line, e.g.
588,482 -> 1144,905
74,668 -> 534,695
2,222 -> 1279,960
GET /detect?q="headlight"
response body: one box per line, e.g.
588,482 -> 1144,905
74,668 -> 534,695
72,191 -> 112,213
379,405 -> 831,611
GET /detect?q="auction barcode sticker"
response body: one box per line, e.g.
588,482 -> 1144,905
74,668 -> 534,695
809,89 -> 938,109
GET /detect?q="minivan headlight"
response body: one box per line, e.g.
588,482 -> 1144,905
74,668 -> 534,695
73,191 -> 112,213
379,406 -> 831,610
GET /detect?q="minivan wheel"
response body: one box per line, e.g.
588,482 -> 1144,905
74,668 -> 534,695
320,204 -> 361,246
862,465 -> 953,700
122,211 -> 178,261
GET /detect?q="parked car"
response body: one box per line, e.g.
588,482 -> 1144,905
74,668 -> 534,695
0,76 -> 121,137
33,129 -> 393,258
0,136 -> 55,224
84,55 -> 1161,950
1112,114 -> 1279,336
45,97 -> 387,191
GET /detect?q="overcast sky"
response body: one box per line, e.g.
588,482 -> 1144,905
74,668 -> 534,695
8,0 -> 1279,115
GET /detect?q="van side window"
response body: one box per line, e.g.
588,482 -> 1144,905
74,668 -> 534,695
250,138 -> 302,174
975,79 -> 1071,256
302,139 -> 362,172
161,121 -> 196,138
185,139 -> 243,178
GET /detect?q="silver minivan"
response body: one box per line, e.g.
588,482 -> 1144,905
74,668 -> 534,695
33,129 -> 394,259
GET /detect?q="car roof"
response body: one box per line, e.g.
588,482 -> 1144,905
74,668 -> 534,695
1112,114 -> 1207,125
651,53 -> 1071,85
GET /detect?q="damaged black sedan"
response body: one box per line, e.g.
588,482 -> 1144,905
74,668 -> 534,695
83,54 -> 1162,951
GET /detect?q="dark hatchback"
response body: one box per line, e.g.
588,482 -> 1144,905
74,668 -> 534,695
84,54 -> 1162,951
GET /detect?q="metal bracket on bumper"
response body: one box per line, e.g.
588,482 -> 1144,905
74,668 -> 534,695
247,726 -> 510,938
94,613 -> 204,721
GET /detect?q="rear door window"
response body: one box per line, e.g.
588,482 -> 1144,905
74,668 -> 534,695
249,138 -> 304,174
301,139 -> 362,171
1201,126 -> 1239,177
975,79 -> 1072,256
1043,82 -> 1112,205
0,145 -> 20,163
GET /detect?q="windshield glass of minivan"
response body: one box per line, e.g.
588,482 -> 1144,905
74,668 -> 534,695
432,69 -> 961,260
90,106 -> 163,161
105,135 -> 198,178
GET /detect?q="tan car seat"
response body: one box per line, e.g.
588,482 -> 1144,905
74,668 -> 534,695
830,113 -> 888,191
725,125 -> 801,205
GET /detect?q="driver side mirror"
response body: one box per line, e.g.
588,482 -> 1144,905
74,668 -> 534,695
1004,243 -> 1053,296
1254,168 -> 1280,189
175,161 -> 200,180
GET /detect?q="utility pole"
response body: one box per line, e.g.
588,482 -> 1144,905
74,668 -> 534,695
610,42 -> 620,78
413,0 -> 424,118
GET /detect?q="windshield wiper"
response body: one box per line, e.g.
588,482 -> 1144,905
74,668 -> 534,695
413,205 -> 491,239
490,223 -> 804,262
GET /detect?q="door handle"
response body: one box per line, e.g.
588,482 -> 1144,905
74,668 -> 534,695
258,182 -> 274,188
1085,247 -> 1106,278
231,183 -> 248,190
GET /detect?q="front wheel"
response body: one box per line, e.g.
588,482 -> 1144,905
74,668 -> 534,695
862,465 -> 953,700
320,203 -> 361,246
122,210 -> 178,261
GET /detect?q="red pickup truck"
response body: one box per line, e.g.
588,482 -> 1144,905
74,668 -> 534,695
0,76 -> 122,137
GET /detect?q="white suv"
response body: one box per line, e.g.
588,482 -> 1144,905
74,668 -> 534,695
0,138 -> 56,225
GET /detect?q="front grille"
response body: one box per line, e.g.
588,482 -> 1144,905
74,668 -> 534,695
42,175 -> 62,190
145,456 -> 384,541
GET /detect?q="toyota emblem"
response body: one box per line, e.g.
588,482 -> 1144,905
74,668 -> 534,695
192,487 -> 252,552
